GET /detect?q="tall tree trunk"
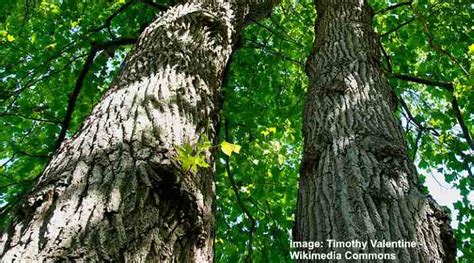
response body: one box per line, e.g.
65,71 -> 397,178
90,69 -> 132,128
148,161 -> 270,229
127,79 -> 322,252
294,1 -> 456,262
0,1 -> 277,261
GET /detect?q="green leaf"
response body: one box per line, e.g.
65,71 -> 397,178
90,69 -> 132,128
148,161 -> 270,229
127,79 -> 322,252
176,142 -> 210,173
176,148 -> 195,172
176,143 -> 195,171
197,136 -> 212,152
45,43 -> 57,49
261,127 -> 277,136
220,141 -> 241,157
195,156 -> 210,168
468,43 -> 474,55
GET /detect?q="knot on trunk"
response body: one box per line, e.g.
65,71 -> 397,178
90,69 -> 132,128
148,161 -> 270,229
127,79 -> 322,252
149,163 -> 207,248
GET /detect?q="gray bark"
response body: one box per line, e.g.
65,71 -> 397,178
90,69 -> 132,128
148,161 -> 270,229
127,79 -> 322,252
294,1 -> 456,262
0,1 -> 277,262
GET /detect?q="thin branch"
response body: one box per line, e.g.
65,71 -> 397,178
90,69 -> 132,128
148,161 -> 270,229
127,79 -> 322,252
411,6 -> 469,76
14,150 -> 50,159
378,4 -> 473,172
0,112 -> 61,124
91,1 -> 135,38
94,37 -> 137,50
403,109 -> 411,133
53,47 -> 97,151
224,119 -> 256,263
263,200 -> 291,260
2,54 -> 86,105
1,6 -> 115,85
0,0 -> 155,82
269,16 -> 307,49
451,98 -> 473,150
392,73 -> 473,150
429,169 -> 447,188
399,97 -> 439,137
391,73 -> 453,91
249,17 -> 305,48
1,0 -> 158,104
412,128 -> 424,160
375,2 -> 412,15
380,16 -> 416,38
0,178 -> 36,192
0,125 -> 44,174
54,37 -> 137,151
91,0 -> 167,38
244,39 -> 304,66
138,0 -> 168,11
7,127 -> 52,159
0,155 -> 16,170
0,181 -> 22,191
378,39 -> 392,72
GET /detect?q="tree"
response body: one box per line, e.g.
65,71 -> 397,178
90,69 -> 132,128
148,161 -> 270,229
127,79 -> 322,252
293,0 -> 458,262
0,0 -> 472,262
0,0 -> 278,261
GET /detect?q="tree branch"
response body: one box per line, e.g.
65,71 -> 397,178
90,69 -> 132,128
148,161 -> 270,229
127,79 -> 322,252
249,17 -> 305,48
53,47 -> 97,151
263,200 -> 291,260
92,0 -> 168,38
412,128 -> 424,160
411,6 -> 470,76
375,1 -> 412,15
244,39 -> 304,66
224,119 -> 256,263
0,155 -> 16,170
380,16 -> 415,38
92,1 -> 135,38
1,54 -> 87,115
54,37 -> 137,151
138,0 -> 168,11
392,73 -> 473,150
450,98 -> 473,150
391,73 -> 453,91
94,37 -> 138,50
1,112 -> 61,124
378,39 -> 392,72
399,97 -> 439,137
14,150 -> 50,159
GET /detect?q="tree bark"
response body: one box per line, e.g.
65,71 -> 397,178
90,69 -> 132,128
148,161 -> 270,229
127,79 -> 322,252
0,1 -> 277,262
294,1 -> 456,262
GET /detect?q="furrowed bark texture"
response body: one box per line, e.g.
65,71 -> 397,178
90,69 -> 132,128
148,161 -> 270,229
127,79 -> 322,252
0,1 -> 277,262
294,1 -> 456,262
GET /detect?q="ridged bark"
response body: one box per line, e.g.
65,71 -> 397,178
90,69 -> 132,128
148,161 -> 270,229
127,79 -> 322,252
294,1 -> 456,262
0,1 -> 277,262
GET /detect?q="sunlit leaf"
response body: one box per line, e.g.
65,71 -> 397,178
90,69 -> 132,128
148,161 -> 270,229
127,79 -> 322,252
220,141 -> 241,157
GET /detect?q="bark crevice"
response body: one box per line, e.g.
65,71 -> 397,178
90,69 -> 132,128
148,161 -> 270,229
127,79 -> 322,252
0,1 -> 279,261
294,0 -> 456,262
